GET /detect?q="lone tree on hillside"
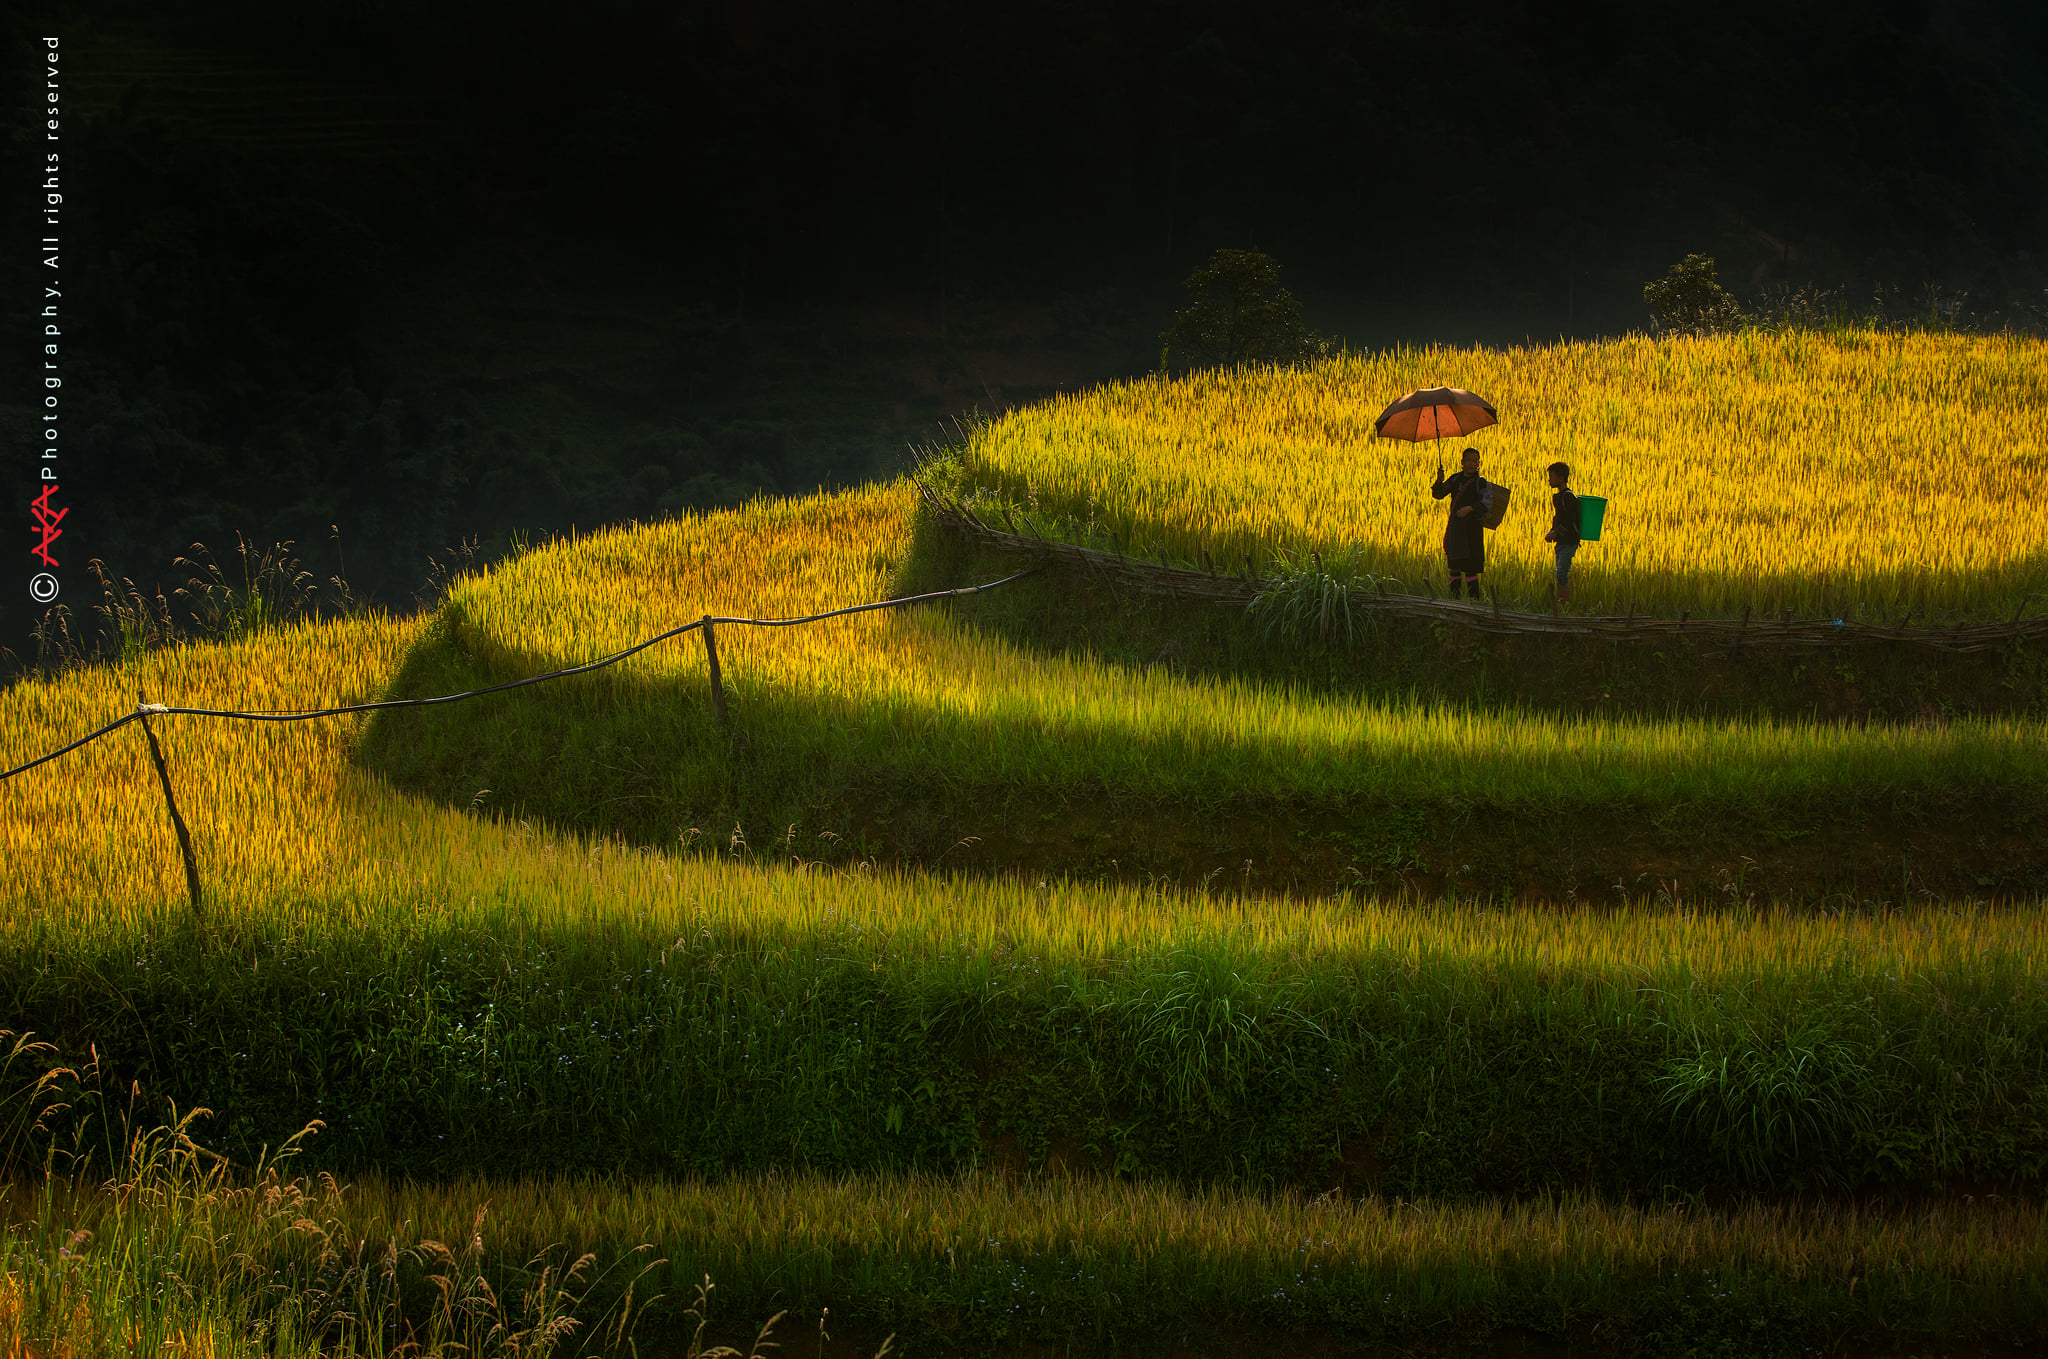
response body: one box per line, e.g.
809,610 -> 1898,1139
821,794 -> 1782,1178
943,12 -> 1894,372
1643,254 -> 1749,335
1160,248 -> 1330,370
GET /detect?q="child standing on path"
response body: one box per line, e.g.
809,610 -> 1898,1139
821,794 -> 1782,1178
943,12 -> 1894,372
1544,461 -> 1580,605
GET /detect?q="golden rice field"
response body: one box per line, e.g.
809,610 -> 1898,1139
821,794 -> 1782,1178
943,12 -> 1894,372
0,484 -> 2040,934
6,480 -> 2046,919
7,577 -> 2043,967
954,330 -> 2048,619
425,482 -> 2045,810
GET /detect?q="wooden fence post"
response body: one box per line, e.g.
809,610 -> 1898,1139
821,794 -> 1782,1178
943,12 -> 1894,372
137,697 -> 202,921
701,617 -> 729,729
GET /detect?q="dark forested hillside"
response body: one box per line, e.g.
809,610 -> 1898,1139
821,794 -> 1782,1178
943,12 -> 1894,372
201,0 -> 2043,308
3,0 -> 2044,661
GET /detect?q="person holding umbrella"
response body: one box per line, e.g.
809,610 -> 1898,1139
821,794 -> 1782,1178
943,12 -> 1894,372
1372,386 -> 1502,601
1432,446 -> 1493,598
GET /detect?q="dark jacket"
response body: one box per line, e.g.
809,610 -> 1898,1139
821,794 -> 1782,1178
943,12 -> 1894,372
1550,488 -> 1581,547
1431,467 -> 1491,568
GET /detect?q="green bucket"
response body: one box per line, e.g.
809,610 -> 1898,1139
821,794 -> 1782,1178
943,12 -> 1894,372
1578,494 -> 1607,542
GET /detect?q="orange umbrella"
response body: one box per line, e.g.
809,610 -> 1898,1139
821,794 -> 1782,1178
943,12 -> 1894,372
1372,386 -> 1498,443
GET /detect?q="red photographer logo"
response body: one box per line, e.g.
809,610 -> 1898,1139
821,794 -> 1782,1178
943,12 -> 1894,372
30,483 -> 65,568
28,484 -> 64,603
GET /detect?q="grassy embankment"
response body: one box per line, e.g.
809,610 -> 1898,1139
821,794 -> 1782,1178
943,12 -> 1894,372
7,1115 -> 2043,1356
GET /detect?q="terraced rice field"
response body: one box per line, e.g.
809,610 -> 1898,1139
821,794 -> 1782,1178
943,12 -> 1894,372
397,484 -> 2047,826
949,330 -> 2048,620
4,331 -> 2046,1354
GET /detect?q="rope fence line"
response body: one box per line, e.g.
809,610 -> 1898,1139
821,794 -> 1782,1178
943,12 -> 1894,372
0,568 -> 1039,918
925,498 -> 2048,654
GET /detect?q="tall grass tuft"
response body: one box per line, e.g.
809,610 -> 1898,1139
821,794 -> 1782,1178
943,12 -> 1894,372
0,1049 -> 673,1357
1246,545 -> 1389,649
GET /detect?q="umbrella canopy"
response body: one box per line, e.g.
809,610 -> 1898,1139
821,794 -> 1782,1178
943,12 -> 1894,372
1373,386 -> 1498,442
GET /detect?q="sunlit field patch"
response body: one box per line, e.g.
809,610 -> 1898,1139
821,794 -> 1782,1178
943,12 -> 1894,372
952,330 -> 2048,619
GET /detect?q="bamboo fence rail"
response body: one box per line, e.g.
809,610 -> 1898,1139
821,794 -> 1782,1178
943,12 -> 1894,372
921,492 -> 2047,654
